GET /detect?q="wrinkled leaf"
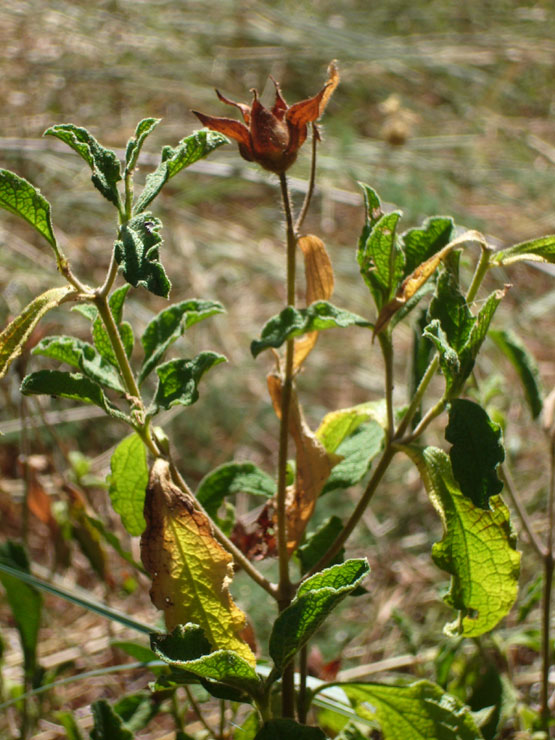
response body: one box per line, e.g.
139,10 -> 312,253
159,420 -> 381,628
446,400 -> 505,509
20,370 -> 128,422
294,234 -> 335,369
44,124 -> 121,208
269,559 -> 369,672
489,328 -> 543,418
108,433 -> 149,536
196,462 -> 275,520
316,400 -> 388,452
33,335 -> 124,392
90,699 -> 133,740
0,168 -> 57,250
152,624 -> 262,697
490,235 -> 555,266
401,217 -> 455,276
357,210 -> 404,310
141,458 -> 255,665
134,130 -> 228,213
0,286 -> 73,378
252,302 -> 372,358
297,516 -> 345,574
254,720 -> 326,740
0,541 -> 42,678
151,352 -> 226,413
428,267 -> 474,353
342,680 -> 484,740
268,376 -> 339,554
125,118 -> 161,172
139,299 -> 225,384
114,213 -> 171,298
403,446 -> 520,636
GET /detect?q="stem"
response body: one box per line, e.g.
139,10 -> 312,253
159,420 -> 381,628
184,685 -> 216,737
219,699 -> 225,739
398,396 -> 446,445
277,171 -> 298,718
466,244 -> 491,304
540,436 -> 555,730
378,332 -> 395,440
97,250 -> 120,299
394,355 -> 440,441
294,124 -> 318,235
304,444 -> 396,579
297,644 -> 309,723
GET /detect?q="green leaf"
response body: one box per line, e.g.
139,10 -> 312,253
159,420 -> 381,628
108,433 -> 149,536
113,692 -> 158,733
0,541 -> 42,679
196,462 -> 275,519
112,641 -> 158,664
0,169 -> 57,250
151,624 -> 262,697
403,446 -> 520,636
321,421 -> 385,495
490,235 -> 555,266
251,302 -> 372,358
114,213 -> 171,298
125,118 -> 161,172
0,286 -> 73,379
358,182 -> 384,235
33,335 -> 124,392
316,400 -> 388,452
44,124 -> 122,208
21,370 -> 128,422
269,559 -> 370,673
297,516 -> 345,574
139,299 -> 225,384
401,217 -> 454,276
428,268 -> 474,353
151,352 -> 226,412
409,310 -> 435,421
134,129 -> 229,213
254,720 -> 326,740
489,328 -> 543,418
87,517 -> 146,574
92,285 -> 134,366
342,680 -> 484,740
89,699 -> 133,740
357,210 -> 404,310
446,400 -> 505,509
423,319 -> 460,382
54,711 -> 84,740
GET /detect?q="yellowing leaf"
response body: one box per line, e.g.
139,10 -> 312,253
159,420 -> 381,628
373,230 -> 487,336
140,458 -> 255,666
0,286 -> 74,378
268,375 -> 339,554
294,235 -> 335,370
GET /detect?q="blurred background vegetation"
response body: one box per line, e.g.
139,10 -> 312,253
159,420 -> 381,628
0,1 -> 554,737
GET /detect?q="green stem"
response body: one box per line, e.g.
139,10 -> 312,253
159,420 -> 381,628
378,331 -> 394,440
394,355 -> 440,441
97,250 -> 120,299
184,685 -> 216,738
277,171 -> 297,719
466,243 -> 492,304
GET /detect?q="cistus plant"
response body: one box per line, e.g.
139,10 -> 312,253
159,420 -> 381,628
0,62 -> 554,739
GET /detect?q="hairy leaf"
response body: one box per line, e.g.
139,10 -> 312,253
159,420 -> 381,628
428,268 -> 474,353
90,700 -> 133,740
254,720 -> 326,739
0,169 -> 57,249
139,299 -> 224,384
357,210 -> 404,310
0,286 -> 73,378
0,541 -> 42,678
343,680 -> 484,740
490,235 -> 555,266
108,433 -> 149,536
152,624 -> 262,697
294,234 -> 335,369
252,302 -> 372,358
151,352 -> 226,413
401,217 -> 454,276
269,559 -> 369,672
114,213 -> 171,298
196,462 -> 275,519
20,370 -> 128,422
141,459 -> 255,665
446,400 -> 505,509
489,328 -> 543,418
404,446 -> 520,636
125,118 -> 161,172
134,130 -> 228,213
33,335 -> 124,392
44,124 -> 121,207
